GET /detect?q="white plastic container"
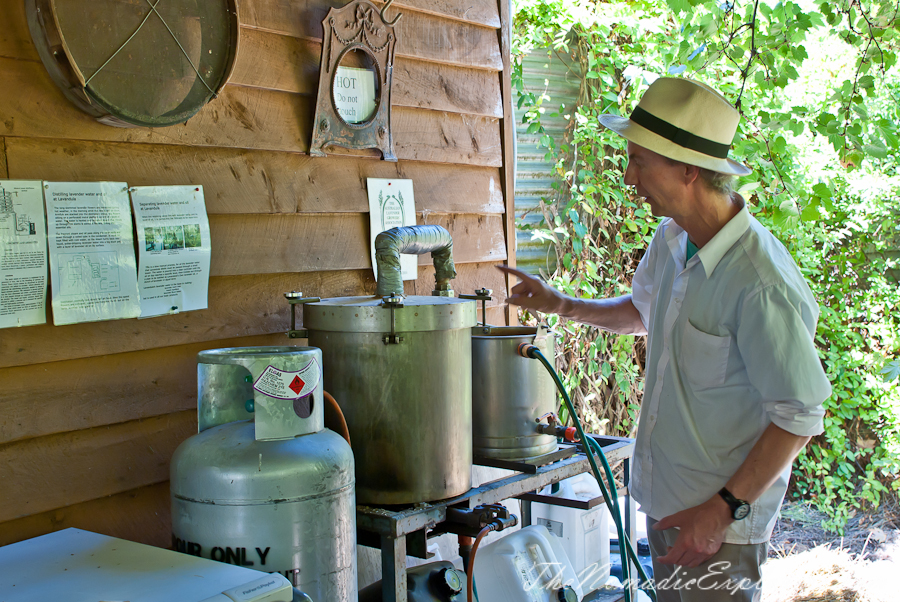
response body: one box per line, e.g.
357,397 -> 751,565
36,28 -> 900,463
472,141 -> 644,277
472,525 -> 583,602
531,473 -> 610,591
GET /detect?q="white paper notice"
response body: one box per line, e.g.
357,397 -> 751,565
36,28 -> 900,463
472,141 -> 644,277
0,180 -> 48,328
333,66 -> 377,124
131,186 -> 211,318
45,181 -> 141,325
367,178 -> 417,281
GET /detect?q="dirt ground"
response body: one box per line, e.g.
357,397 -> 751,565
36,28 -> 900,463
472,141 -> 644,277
761,500 -> 900,602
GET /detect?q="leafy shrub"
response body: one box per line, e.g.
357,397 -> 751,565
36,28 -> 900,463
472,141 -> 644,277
512,0 -> 900,531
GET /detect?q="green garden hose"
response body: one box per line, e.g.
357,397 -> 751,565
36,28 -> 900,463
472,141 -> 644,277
521,344 -> 656,602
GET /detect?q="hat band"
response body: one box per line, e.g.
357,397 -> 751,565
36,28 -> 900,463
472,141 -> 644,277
630,107 -> 731,159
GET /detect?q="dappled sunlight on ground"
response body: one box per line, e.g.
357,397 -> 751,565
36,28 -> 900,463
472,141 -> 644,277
762,538 -> 898,602
762,501 -> 899,602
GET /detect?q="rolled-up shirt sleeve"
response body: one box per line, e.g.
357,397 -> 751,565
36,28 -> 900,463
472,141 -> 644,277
737,283 -> 832,436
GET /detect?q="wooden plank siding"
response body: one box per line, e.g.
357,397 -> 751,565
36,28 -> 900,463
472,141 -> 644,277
0,262 -> 507,369
498,0 -> 517,325
0,137 -> 7,178
0,0 -> 513,549
207,213 -> 506,275
239,0 -> 502,70
370,0 -> 501,28
0,483 -> 173,549
0,412 -> 197,523
5,138 -> 505,215
0,334 -> 287,446
0,0 -> 500,67
0,58 -> 503,166
1,9 -> 502,118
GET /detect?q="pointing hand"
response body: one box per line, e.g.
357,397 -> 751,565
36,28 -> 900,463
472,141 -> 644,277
496,265 -> 568,315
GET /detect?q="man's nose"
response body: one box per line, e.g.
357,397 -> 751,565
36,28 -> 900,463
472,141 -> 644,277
623,164 -> 637,186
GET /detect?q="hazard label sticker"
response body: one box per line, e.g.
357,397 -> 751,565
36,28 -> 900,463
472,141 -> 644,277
253,358 -> 320,400
289,375 -> 305,395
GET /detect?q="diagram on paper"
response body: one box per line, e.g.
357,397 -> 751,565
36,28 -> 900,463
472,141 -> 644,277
58,252 -> 122,297
0,187 -> 38,236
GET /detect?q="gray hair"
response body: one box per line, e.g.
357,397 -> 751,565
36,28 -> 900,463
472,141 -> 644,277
698,168 -> 737,197
663,155 -> 737,198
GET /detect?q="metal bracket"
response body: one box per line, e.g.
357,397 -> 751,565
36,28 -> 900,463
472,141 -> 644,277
459,287 -> 492,329
435,503 -> 517,538
284,291 -> 321,338
381,293 -> 404,344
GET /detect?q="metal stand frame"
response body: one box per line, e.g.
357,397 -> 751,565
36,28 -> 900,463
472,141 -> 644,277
356,436 -> 635,602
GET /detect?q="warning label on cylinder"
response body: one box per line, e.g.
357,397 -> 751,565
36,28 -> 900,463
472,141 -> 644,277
253,359 -> 320,400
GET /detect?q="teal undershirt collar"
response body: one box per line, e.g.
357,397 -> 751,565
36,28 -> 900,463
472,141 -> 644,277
686,237 -> 699,262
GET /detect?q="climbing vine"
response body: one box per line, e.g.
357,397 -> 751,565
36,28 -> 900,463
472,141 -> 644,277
512,0 -> 900,531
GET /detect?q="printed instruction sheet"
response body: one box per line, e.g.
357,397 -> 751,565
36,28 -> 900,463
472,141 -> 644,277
131,186 -> 211,317
45,181 -> 141,325
367,178 -> 417,282
0,180 -> 48,328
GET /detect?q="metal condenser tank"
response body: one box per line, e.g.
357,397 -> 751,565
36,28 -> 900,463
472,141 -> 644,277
301,225 -> 477,505
170,346 -> 357,602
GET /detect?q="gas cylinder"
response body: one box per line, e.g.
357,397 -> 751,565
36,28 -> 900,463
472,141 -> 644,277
170,346 -> 357,602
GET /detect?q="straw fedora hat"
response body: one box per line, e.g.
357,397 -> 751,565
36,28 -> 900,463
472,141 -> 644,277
598,77 -> 752,176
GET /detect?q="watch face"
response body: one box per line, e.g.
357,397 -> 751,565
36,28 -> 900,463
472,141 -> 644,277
734,503 -> 751,520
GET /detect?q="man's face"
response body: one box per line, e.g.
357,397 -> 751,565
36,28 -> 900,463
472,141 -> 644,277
623,141 -> 687,218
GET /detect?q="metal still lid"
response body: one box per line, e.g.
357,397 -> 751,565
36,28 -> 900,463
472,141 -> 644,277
26,0 -> 239,127
303,295 -> 476,333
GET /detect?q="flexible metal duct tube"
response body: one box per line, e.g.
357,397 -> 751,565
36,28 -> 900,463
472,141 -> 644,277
375,225 -> 457,296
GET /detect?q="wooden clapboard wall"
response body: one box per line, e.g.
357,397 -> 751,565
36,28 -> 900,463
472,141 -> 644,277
0,0 -> 516,548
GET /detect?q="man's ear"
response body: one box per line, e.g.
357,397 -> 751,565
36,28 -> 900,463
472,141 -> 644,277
682,163 -> 701,185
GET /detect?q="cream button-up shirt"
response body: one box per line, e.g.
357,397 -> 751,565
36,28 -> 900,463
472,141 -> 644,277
630,203 -> 832,544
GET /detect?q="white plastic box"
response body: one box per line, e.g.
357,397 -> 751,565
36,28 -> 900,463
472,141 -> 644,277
472,525 -> 583,602
531,473 -> 611,592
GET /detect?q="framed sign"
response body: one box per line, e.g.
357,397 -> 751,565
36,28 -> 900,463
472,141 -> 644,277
310,0 -> 400,161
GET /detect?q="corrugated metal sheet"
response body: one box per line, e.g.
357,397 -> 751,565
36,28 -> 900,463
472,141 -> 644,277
514,48 -> 581,275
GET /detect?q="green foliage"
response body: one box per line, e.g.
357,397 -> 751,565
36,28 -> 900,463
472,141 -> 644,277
513,0 -> 900,531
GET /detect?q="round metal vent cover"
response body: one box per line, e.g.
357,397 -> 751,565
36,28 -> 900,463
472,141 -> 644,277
27,0 -> 239,128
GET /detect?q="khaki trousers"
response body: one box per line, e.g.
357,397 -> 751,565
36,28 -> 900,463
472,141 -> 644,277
646,517 -> 767,602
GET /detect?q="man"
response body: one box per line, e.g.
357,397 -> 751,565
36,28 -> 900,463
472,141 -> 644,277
499,77 -> 831,601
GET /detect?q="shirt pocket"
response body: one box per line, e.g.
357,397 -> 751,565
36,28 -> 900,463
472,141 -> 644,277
680,320 -> 731,390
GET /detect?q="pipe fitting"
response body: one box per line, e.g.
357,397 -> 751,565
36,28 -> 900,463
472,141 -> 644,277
374,225 -> 457,296
517,342 -> 540,358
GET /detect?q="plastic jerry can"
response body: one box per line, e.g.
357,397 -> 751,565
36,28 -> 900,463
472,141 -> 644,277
531,473 -> 610,591
472,525 -> 583,602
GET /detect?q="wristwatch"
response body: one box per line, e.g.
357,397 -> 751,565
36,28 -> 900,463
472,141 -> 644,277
718,487 -> 751,520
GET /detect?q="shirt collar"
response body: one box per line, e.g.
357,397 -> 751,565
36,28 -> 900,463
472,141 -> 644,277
697,201 -> 750,278
662,196 -> 752,279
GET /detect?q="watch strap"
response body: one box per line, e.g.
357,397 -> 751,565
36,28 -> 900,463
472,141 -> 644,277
718,487 -> 751,520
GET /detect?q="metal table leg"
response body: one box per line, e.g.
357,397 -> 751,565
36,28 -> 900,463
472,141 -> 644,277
380,534 -> 407,602
521,495 -> 532,527
623,457 -> 638,598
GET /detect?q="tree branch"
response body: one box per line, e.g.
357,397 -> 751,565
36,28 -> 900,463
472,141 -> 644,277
735,0 -> 761,109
